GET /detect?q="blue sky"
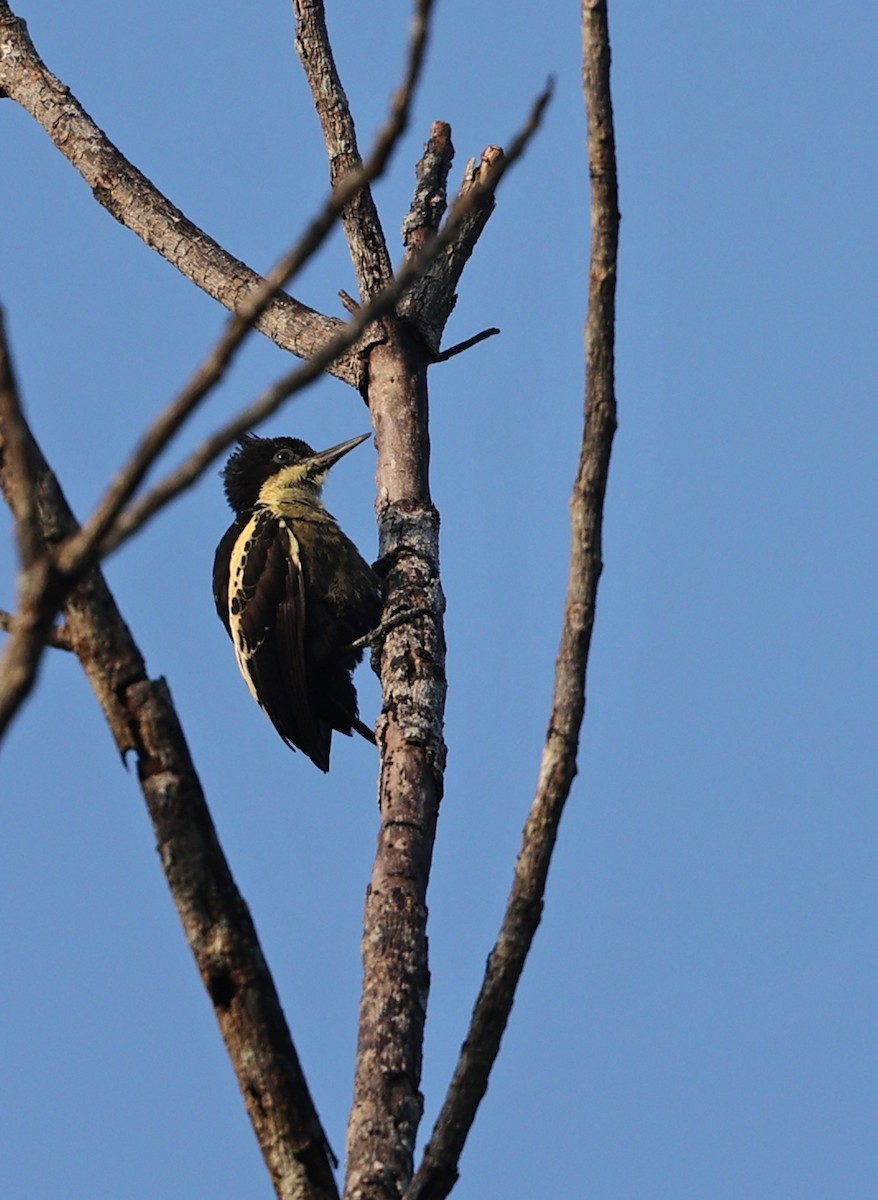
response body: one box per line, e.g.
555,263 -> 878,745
2,2 -> 876,1197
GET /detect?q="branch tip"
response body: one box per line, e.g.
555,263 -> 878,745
432,327 -> 500,364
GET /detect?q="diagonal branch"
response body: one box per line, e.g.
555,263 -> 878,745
54,0 -> 435,578
404,5 -> 619,1198
0,384 -> 341,1200
0,308 -> 60,741
293,0 -> 413,299
92,87 -> 552,563
0,609 -> 73,651
330,80 -> 554,1200
0,1 -> 361,384
398,83 -> 554,352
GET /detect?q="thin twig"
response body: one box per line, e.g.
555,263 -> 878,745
431,327 -> 499,363
56,0 -> 435,578
405,6 -> 619,1198
98,82 -> 554,561
347,607 -> 434,653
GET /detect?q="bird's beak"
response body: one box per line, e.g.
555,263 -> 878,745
305,433 -> 372,475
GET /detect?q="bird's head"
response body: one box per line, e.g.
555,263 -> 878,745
222,432 -> 371,514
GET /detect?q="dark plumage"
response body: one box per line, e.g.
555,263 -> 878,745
212,433 -> 382,771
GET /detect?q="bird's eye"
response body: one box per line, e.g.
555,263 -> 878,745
273,448 -> 293,464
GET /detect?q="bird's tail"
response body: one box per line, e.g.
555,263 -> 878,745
348,714 -> 377,745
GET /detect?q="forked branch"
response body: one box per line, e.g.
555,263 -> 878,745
92,85 -> 553,563
333,81 -> 553,1200
405,4 -> 619,1197
52,0 -> 436,577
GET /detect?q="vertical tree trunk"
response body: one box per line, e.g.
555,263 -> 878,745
344,323 -> 447,1200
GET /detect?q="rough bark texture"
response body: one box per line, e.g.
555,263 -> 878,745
344,326 -> 446,1200
405,4 -> 619,1197
397,147 -> 499,353
0,311 -> 57,738
288,12 -> 451,1198
401,122 -> 454,257
1,1 -> 579,1197
0,411 -> 340,1200
293,0 -> 395,301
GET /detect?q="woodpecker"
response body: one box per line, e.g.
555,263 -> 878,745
213,432 -> 382,771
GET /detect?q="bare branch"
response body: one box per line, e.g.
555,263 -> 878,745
96,87 -> 551,561
0,313 -> 40,568
399,83 -> 555,351
54,0 -> 435,577
0,397 -> 340,1200
0,609 -> 73,651
344,489 -> 444,1200
401,120 -> 455,256
347,607 -> 435,653
431,327 -> 499,364
405,7 -> 619,1198
293,0 -> 426,298
0,309 -> 59,740
336,80 -> 553,1200
0,556 -> 54,742
0,1 -> 361,383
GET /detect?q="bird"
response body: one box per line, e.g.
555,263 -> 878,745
212,432 -> 383,771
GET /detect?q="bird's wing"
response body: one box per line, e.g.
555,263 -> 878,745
212,519 -> 243,636
227,510 -> 330,768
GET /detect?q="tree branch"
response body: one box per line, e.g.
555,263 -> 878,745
405,6 -> 619,1198
293,0 -> 411,299
0,609 -> 73,651
0,388 -> 340,1200
430,327 -> 500,364
93,89 -> 550,563
0,308 -> 60,741
401,121 -> 455,255
398,83 -> 554,352
0,1 -> 363,384
341,79 -> 554,1200
53,0 -> 435,577
3,4 -> 562,1193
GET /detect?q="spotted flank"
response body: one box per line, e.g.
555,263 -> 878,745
227,511 -> 299,705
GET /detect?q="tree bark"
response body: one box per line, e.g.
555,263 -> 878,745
0,2 -> 363,383
405,4 -> 619,1197
0,397 -> 340,1200
344,324 -> 446,1200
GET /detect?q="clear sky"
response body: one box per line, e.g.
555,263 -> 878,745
2,2 -> 876,1197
